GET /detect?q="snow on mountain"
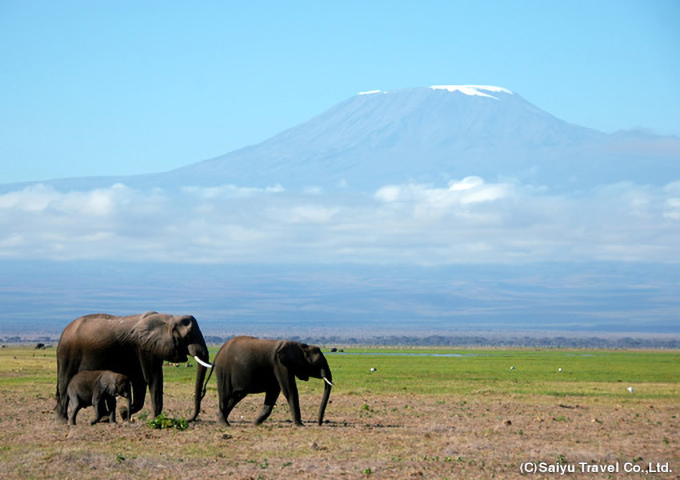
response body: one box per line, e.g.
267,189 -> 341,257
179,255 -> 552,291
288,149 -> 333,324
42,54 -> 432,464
361,85 -> 513,99
429,85 -> 513,99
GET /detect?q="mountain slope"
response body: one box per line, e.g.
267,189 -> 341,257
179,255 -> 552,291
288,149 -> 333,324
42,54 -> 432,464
156,85 -> 678,191
3,85 -> 679,192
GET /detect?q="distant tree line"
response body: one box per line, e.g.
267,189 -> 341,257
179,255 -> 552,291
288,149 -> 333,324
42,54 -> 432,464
3,334 -> 679,350
288,335 -> 680,350
180,334 -> 680,349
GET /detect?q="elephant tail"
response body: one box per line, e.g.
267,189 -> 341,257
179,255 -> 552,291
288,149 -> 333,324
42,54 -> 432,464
54,384 -> 60,413
200,364 -> 214,401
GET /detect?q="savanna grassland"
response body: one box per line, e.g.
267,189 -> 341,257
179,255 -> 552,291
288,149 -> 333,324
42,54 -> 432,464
0,346 -> 678,479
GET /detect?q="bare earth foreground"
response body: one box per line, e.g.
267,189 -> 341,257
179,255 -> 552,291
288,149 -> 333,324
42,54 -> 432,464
0,347 -> 678,479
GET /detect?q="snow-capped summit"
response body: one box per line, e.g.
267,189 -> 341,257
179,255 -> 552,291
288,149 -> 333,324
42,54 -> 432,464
359,85 -> 513,99
430,85 -> 513,99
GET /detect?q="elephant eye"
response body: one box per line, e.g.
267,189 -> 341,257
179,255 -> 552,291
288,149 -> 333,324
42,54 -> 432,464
179,317 -> 192,327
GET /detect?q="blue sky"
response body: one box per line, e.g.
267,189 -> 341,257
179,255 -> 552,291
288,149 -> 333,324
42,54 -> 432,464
1,0 -> 679,183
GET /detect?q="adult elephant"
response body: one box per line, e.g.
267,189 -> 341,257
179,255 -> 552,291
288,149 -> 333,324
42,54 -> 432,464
55,311 -> 212,423
211,336 -> 333,426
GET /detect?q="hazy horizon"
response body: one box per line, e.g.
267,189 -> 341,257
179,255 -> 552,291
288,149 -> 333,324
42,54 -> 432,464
2,260 -> 678,338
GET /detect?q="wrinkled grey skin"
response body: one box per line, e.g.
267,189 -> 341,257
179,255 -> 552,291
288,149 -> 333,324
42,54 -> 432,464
55,311 -> 210,423
66,370 -> 132,425
212,336 -> 332,426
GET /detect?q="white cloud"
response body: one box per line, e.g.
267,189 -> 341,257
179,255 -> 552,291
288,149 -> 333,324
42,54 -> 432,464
0,183 -> 133,216
375,177 -> 512,225
665,198 -> 680,219
0,178 -> 678,264
375,185 -> 401,203
285,205 -> 340,224
449,176 -> 484,191
0,184 -> 58,212
376,176 -> 509,207
663,181 -> 680,220
181,184 -> 284,199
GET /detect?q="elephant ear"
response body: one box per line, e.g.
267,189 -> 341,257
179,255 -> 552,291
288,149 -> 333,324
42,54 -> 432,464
100,372 -> 119,396
277,342 -> 310,381
132,312 -> 178,359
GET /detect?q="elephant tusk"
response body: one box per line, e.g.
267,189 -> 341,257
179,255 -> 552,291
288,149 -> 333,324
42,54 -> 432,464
323,377 -> 334,387
194,356 -> 213,369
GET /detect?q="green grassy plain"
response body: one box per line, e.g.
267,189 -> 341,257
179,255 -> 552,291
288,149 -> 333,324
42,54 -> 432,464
320,348 -> 680,399
1,346 -> 678,479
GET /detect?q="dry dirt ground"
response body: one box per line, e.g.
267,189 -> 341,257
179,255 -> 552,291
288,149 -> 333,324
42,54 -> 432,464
1,387 -> 678,479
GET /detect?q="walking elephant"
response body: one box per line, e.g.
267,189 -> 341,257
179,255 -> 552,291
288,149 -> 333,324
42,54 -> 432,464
66,370 -> 132,425
55,311 -> 212,423
212,336 -> 333,426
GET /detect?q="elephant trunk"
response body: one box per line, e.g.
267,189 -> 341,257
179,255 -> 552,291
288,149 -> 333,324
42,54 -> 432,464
317,368 -> 332,426
187,343 -> 211,422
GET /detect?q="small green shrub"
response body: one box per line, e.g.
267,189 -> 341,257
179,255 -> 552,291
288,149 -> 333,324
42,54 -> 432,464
146,413 -> 189,431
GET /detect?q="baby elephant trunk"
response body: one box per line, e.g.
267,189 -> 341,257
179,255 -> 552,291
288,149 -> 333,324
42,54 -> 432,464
318,368 -> 333,426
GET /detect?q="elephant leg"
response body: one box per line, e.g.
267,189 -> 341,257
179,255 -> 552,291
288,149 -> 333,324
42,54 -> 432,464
124,394 -> 132,423
122,379 -> 146,420
91,393 -> 105,424
219,391 -> 246,426
56,360 -> 77,422
106,396 -> 117,423
146,359 -> 164,417
280,379 -> 302,426
57,383 -> 70,422
67,395 -> 80,426
255,387 -> 280,426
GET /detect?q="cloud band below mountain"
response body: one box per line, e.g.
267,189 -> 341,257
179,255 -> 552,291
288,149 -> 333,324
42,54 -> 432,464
1,177 -> 679,265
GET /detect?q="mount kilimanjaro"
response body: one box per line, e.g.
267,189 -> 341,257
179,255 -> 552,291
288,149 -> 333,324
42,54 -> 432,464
4,85 -> 680,192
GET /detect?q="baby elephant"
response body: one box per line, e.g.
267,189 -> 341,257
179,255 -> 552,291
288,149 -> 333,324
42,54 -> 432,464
66,370 -> 132,426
